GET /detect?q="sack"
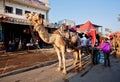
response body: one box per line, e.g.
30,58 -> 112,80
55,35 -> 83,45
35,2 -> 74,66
99,51 -> 104,64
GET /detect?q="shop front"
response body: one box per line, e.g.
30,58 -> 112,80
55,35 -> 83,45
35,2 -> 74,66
0,23 -> 4,50
0,14 -> 34,51
2,22 -> 33,51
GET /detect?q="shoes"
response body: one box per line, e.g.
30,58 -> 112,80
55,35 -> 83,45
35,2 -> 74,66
104,64 -> 111,67
108,64 -> 111,67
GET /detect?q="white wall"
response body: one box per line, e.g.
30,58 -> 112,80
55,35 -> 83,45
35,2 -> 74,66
0,0 -> 4,14
5,1 -> 47,20
40,0 -> 48,4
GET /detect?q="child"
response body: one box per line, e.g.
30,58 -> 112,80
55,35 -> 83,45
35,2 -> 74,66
100,37 -> 111,67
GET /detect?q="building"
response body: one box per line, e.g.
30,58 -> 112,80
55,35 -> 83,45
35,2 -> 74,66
58,19 -> 75,27
0,0 -> 50,51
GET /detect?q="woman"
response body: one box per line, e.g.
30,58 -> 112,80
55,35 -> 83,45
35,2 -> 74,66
100,37 -> 111,67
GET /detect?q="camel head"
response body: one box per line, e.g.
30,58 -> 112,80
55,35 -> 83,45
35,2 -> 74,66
32,13 -> 43,25
24,13 -> 33,21
25,13 -> 43,24
25,13 -> 44,31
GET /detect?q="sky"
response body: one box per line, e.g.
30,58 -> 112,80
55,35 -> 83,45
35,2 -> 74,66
48,0 -> 120,33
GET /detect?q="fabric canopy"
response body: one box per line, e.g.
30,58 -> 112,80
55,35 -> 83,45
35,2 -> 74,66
77,21 -> 95,33
86,29 -> 96,46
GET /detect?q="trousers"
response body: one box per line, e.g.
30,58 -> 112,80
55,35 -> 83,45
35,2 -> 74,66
104,53 -> 110,67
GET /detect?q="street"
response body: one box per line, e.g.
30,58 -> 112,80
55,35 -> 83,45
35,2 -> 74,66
0,55 -> 120,82
0,0 -> 120,82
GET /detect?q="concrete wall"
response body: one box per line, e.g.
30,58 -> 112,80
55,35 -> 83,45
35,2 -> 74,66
5,1 -> 47,20
40,0 -> 48,4
0,0 -> 50,20
0,0 -> 5,14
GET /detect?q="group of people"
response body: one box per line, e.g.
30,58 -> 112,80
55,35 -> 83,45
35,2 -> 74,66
60,23 -> 112,67
78,33 -> 111,67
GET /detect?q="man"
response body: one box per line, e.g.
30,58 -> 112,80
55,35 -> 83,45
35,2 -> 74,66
80,34 -> 89,55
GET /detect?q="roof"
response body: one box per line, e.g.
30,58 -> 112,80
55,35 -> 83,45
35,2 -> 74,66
76,23 -> 102,28
29,0 -> 45,6
77,21 -> 96,33
0,14 -> 30,25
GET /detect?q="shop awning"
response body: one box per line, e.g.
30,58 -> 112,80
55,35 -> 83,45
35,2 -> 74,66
0,14 -> 31,25
77,21 -> 95,33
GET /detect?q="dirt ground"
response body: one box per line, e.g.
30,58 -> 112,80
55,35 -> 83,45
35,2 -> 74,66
0,49 -> 58,75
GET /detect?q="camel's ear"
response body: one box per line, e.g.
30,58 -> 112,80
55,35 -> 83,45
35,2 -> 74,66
38,13 -> 43,25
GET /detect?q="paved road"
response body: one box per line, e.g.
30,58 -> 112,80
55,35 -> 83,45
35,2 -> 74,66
69,56 -> 120,82
0,59 -> 76,82
0,56 -> 120,82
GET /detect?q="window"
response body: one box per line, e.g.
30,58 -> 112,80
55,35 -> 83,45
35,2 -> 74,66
42,14 -> 44,19
16,8 -> 22,15
33,12 -> 37,14
25,10 -> 31,14
5,6 -> 13,13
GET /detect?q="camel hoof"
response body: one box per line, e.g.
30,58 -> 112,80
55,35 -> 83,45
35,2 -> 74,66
56,67 -> 61,72
74,66 -> 82,73
74,68 -> 79,73
78,66 -> 83,71
62,70 -> 67,75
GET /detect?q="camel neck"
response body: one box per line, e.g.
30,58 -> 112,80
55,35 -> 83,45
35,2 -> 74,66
35,25 -> 54,44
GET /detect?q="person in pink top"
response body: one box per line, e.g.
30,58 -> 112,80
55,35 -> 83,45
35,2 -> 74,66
100,37 -> 111,67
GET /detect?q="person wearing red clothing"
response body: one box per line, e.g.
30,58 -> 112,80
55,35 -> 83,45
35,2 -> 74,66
86,29 -> 96,46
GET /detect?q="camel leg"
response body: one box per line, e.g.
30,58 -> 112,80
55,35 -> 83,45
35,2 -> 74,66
54,47 -> 62,71
73,51 -> 79,66
61,48 -> 67,75
78,49 -> 82,70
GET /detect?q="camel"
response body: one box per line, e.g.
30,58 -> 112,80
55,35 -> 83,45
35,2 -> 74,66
25,13 -> 82,74
111,33 -> 120,58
